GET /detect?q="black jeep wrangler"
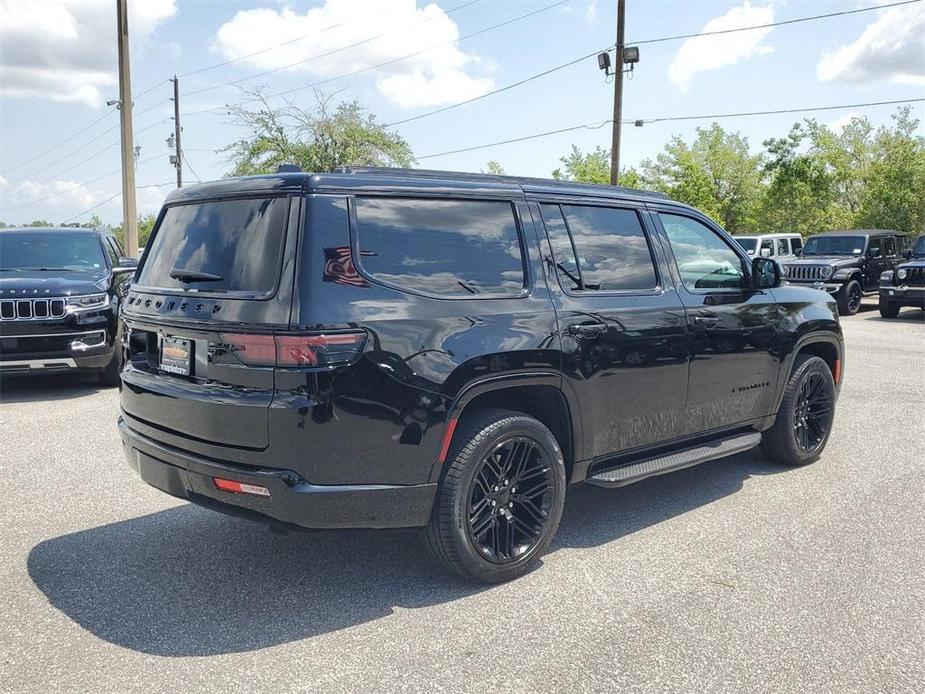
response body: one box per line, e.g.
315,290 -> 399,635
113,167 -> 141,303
782,230 -> 907,316
118,168 -> 844,583
879,235 -> 925,317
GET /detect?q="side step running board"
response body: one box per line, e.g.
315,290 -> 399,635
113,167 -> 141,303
586,432 -> 762,488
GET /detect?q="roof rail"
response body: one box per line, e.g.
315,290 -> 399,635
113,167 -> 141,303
335,166 -> 669,199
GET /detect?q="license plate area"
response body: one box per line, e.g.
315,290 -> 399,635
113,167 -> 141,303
160,336 -> 192,376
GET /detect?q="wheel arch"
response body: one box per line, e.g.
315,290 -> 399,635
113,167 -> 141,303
774,333 -> 843,413
428,373 -> 578,484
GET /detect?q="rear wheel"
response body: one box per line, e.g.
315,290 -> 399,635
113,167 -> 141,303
837,280 -> 862,316
424,409 -> 566,583
879,300 -> 900,318
761,355 -> 836,467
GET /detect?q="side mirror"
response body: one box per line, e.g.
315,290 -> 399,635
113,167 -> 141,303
113,256 -> 138,273
752,257 -> 781,290
794,248 -> 802,257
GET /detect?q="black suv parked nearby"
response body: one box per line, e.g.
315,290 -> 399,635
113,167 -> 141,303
782,230 -> 907,316
879,235 -> 925,318
118,168 -> 844,582
0,227 -> 136,384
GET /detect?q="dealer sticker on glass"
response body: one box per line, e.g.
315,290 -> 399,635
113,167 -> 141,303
161,336 -> 192,376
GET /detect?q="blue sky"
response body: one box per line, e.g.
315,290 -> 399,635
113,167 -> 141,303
1,0 -> 923,226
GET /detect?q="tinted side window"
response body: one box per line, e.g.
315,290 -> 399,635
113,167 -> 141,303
791,237 -> 803,253
539,204 -> 581,291
868,237 -> 882,257
882,236 -> 895,256
546,205 -> 657,291
103,237 -> 119,265
354,198 -> 524,298
776,238 -> 789,255
660,213 -> 747,290
760,239 -> 773,256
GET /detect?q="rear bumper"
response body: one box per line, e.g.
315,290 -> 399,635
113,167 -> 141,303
879,286 -> 925,308
118,417 -> 437,529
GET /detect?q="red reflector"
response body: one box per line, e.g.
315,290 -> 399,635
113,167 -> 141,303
437,417 -> 458,464
213,477 -> 271,497
834,358 -> 841,384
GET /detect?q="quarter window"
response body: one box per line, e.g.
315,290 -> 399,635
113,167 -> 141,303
540,204 -> 658,292
353,198 -> 525,298
659,213 -> 748,290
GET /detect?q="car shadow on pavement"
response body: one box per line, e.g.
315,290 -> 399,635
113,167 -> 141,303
27,449 -> 780,657
0,373 -> 107,403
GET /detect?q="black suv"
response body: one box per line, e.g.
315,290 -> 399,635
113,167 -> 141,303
0,226 -> 136,384
782,230 -> 907,315
118,168 -> 843,583
879,235 -> 925,317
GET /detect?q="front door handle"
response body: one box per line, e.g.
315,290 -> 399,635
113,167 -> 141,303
568,322 -> 607,338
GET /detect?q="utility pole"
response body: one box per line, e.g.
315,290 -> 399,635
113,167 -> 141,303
116,0 -> 138,256
610,0 -> 626,186
171,75 -> 182,188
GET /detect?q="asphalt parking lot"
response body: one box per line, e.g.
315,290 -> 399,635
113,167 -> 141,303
1,303 -> 923,694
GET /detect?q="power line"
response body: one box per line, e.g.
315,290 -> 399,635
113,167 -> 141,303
385,50 -> 606,128
386,0 -> 922,130
180,149 -> 203,182
631,0 -> 921,46
416,97 -> 925,160
0,154 -> 164,214
60,181 -> 175,223
184,0 -> 485,98
2,109 -> 115,174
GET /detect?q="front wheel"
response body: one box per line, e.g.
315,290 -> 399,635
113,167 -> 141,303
837,280 -> 862,316
98,346 -> 123,387
761,355 -> 836,467
424,409 -> 566,583
879,300 -> 900,318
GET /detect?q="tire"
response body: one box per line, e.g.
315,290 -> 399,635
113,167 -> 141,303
761,355 -> 836,467
879,300 -> 900,319
424,408 -> 566,583
836,279 -> 862,316
98,347 -> 123,387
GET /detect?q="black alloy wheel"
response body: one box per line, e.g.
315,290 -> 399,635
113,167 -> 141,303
466,437 -> 554,564
424,409 -> 566,583
792,370 -> 834,455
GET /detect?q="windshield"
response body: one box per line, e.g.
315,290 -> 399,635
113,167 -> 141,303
802,236 -> 865,256
735,237 -> 758,253
913,236 -> 925,258
0,232 -> 105,271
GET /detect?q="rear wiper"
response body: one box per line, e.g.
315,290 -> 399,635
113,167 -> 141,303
169,268 -> 224,283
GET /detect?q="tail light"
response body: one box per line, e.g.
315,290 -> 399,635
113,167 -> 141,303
212,331 -> 366,369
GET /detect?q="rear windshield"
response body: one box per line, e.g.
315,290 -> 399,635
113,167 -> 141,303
0,231 -> 105,271
137,197 -> 288,294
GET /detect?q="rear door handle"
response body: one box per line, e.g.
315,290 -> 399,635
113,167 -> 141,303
568,323 -> 607,338
693,313 -> 720,327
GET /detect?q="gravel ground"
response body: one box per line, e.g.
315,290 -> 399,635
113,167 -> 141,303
1,303 -> 923,694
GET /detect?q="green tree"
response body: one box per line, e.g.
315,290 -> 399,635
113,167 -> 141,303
552,145 -> 611,184
639,124 -> 764,232
856,107 -> 925,235
482,160 -> 505,175
137,214 -> 157,248
26,219 -> 53,227
225,90 -> 414,176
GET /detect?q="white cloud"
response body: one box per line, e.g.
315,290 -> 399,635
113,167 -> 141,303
668,2 -> 775,91
817,3 -> 925,86
584,1 -> 598,26
0,0 -> 177,108
827,112 -> 860,133
210,0 -> 493,108
0,177 -> 174,225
